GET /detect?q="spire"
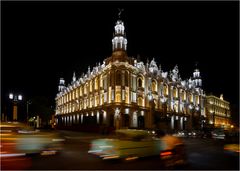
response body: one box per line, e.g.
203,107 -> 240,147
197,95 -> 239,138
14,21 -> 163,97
72,72 -> 76,82
195,61 -> 198,68
118,8 -> 124,19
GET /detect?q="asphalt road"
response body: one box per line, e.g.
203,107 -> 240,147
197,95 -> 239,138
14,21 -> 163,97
25,130 -> 239,170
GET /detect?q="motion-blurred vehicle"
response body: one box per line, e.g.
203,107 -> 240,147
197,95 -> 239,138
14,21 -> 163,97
173,130 -> 204,138
0,122 -> 65,157
172,131 -> 188,138
88,129 -> 186,167
224,129 -> 239,156
211,128 -> 225,140
1,122 -> 32,170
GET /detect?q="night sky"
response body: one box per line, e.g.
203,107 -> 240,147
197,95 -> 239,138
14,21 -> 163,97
2,1 -> 239,114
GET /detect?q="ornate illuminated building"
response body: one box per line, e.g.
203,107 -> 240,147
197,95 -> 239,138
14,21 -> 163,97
205,94 -> 231,129
55,16 -> 206,131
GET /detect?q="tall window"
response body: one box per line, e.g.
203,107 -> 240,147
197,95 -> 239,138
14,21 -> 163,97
73,90 -> 75,100
103,77 -> 107,90
121,72 -> 125,86
138,78 -> 142,87
76,89 -> 78,98
138,97 -> 143,106
173,87 -> 178,98
84,84 -> 87,94
115,86 -> 121,102
196,95 -> 199,105
79,87 -> 82,96
95,77 -> 98,90
125,90 -> 129,104
90,81 -> 92,92
152,80 -> 157,92
125,71 -> 129,86
181,91 -> 186,100
163,84 -> 168,95
116,93 -> 121,102
116,70 -> 121,85
190,94 -> 193,103
100,75 -> 103,88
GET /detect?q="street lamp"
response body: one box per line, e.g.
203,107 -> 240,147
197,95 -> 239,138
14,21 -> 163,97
27,100 -> 32,123
9,93 -> 22,121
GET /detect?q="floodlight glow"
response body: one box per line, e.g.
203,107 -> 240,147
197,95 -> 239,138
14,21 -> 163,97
18,95 -> 23,101
9,93 -> 13,99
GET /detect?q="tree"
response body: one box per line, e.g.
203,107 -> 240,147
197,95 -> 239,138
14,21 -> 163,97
29,96 -> 54,126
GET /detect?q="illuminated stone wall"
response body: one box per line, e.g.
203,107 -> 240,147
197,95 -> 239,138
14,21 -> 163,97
55,18 -> 206,131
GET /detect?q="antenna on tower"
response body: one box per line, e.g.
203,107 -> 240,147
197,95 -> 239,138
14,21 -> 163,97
195,61 -> 198,68
118,8 -> 124,19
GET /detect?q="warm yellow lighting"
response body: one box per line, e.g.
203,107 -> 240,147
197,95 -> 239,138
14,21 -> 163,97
190,94 -> 193,103
173,87 -> 178,98
152,80 -> 157,92
116,93 -> 121,102
90,81 -> 93,92
138,97 -> 143,106
163,85 -> 168,95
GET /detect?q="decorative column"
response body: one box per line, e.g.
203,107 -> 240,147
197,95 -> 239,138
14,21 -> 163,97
171,115 -> 174,130
132,111 -> 138,128
97,111 -> 100,124
180,116 -> 183,130
114,108 -> 121,129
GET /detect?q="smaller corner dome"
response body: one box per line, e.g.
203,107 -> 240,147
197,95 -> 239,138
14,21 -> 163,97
194,68 -> 200,72
116,20 -> 124,25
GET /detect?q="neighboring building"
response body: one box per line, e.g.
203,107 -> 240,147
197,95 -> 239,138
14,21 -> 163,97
55,17 -> 206,132
205,94 -> 231,129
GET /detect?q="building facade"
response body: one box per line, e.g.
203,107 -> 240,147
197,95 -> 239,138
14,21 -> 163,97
205,94 -> 231,129
55,18 -> 206,132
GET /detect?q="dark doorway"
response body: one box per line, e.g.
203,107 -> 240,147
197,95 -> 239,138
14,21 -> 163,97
138,115 -> 144,128
109,114 -> 114,127
99,113 -> 103,125
122,114 -> 129,128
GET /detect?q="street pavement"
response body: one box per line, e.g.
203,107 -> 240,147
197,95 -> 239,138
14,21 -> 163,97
25,130 -> 239,170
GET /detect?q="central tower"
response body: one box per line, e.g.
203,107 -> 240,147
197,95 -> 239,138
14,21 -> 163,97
110,9 -> 129,63
112,20 -> 127,52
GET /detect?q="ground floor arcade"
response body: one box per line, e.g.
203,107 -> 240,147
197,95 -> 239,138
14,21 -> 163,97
55,105 -> 200,132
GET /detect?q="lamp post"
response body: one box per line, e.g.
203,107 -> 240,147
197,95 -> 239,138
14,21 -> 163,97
26,100 -> 32,123
9,93 -> 22,121
148,90 -> 154,129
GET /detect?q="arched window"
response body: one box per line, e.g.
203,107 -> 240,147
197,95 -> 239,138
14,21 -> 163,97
163,84 -> 168,95
95,77 -> 98,90
76,89 -> 78,98
69,92 -> 72,101
195,95 -> 199,104
138,78 -> 142,87
79,87 -> 82,96
72,90 -> 75,100
173,87 -> 178,98
190,94 -> 193,103
116,93 -> 121,102
181,91 -> 186,101
152,80 -> 157,92
116,70 -> 121,85
90,81 -> 93,92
